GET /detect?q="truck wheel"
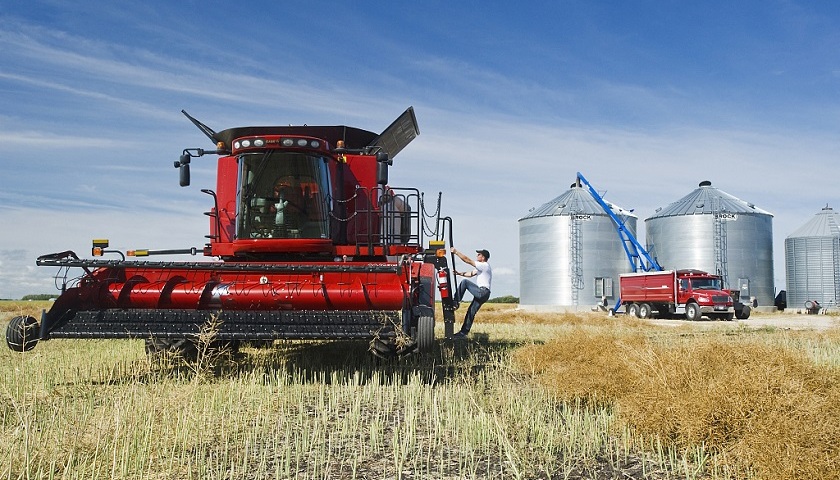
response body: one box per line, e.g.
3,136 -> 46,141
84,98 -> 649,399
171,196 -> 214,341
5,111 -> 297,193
638,303 -> 652,319
415,315 -> 435,353
6,315 -> 39,352
736,305 -> 751,320
684,302 -> 700,321
626,303 -> 640,317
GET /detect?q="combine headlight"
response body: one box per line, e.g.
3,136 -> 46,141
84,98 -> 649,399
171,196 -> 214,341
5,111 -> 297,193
233,136 -> 324,151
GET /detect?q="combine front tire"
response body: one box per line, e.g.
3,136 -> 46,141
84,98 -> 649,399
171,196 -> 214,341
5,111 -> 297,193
415,315 -> 435,352
6,316 -> 39,352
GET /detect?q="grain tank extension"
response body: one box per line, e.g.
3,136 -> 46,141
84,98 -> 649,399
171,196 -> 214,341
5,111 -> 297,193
6,107 -> 459,357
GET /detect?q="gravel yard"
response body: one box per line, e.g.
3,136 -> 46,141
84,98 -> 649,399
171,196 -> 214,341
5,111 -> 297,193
646,310 -> 840,330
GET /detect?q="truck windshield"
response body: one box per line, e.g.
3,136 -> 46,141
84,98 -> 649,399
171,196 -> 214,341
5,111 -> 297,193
236,151 -> 331,239
690,278 -> 722,290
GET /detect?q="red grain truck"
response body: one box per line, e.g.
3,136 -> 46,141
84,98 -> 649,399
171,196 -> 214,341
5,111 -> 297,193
619,269 -> 734,321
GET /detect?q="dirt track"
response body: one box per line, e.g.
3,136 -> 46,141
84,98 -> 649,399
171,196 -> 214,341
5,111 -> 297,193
648,311 -> 840,330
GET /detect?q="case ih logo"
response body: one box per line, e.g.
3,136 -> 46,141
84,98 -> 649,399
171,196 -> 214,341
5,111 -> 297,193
715,213 -> 737,221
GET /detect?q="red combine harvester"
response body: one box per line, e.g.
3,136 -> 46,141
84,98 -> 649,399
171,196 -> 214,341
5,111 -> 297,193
6,107 -> 458,357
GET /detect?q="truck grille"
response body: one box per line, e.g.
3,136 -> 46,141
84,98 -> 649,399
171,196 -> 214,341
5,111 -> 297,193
712,295 -> 729,303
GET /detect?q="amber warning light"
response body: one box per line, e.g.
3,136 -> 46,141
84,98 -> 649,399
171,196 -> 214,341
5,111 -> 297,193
428,240 -> 446,257
91,239 -> 109,257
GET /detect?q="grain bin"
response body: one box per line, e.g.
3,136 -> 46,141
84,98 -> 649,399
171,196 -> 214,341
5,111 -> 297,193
645,181 -> 774,307
785,206 -> 840,310
519,183 -> 636,311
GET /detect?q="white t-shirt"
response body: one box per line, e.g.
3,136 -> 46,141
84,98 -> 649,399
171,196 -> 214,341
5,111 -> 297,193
472,261 -> 492,290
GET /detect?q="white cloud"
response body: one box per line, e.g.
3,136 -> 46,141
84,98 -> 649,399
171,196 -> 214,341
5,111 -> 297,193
2,3 -> 839,303
0,208 -> 206,299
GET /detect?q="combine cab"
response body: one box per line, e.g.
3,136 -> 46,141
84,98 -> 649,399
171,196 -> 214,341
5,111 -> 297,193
6,107 -> 458,357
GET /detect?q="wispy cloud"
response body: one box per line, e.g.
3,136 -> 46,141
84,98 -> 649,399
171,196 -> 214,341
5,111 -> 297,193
2,2 -> 839,301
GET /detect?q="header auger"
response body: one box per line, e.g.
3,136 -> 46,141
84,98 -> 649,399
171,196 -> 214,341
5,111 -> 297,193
6,107 -> 459,358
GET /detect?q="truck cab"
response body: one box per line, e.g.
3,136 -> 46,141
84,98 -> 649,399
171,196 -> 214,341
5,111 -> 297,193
675,270 -> 735,320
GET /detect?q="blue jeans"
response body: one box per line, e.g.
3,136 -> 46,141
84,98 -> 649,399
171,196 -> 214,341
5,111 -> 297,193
455,280 -> 490,334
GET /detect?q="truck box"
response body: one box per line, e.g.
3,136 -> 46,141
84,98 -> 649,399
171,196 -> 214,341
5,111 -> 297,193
619,270 -> 678,304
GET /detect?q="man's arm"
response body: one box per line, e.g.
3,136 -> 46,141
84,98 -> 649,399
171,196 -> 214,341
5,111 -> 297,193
450,247 -> 476,275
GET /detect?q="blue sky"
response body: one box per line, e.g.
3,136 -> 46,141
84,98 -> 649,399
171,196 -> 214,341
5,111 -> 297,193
1,1 -> 840,300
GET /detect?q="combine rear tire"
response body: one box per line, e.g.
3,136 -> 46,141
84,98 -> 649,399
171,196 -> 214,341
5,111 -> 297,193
415,315 -> 435,352
145,338 -> 199,360
6,316 -> 39,352
736,306 -> 751,320
370,337 -> 395,359
145,338 -> 240,360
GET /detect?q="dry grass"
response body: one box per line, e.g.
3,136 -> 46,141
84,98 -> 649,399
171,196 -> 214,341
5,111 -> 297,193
0,302 -> 663,480
514,325 -> 840,479
0,301 -> 44,319
2,300 -> 839,479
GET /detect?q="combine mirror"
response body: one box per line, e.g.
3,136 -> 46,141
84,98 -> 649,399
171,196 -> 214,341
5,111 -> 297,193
177,153 -> 191,186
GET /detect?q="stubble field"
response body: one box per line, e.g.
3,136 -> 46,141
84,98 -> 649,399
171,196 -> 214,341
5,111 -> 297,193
1,301 -> 839,479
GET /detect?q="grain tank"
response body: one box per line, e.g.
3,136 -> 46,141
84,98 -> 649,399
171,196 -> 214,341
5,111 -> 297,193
785,205 -> 840,310
645,181 -> 774,307
519,180 -> 636,311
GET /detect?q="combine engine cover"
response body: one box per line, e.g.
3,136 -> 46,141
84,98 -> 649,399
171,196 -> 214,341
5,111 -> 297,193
7,108 -> 458,357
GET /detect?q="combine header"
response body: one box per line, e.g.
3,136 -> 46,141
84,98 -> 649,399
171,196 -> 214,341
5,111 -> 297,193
6,107 -> 459,357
